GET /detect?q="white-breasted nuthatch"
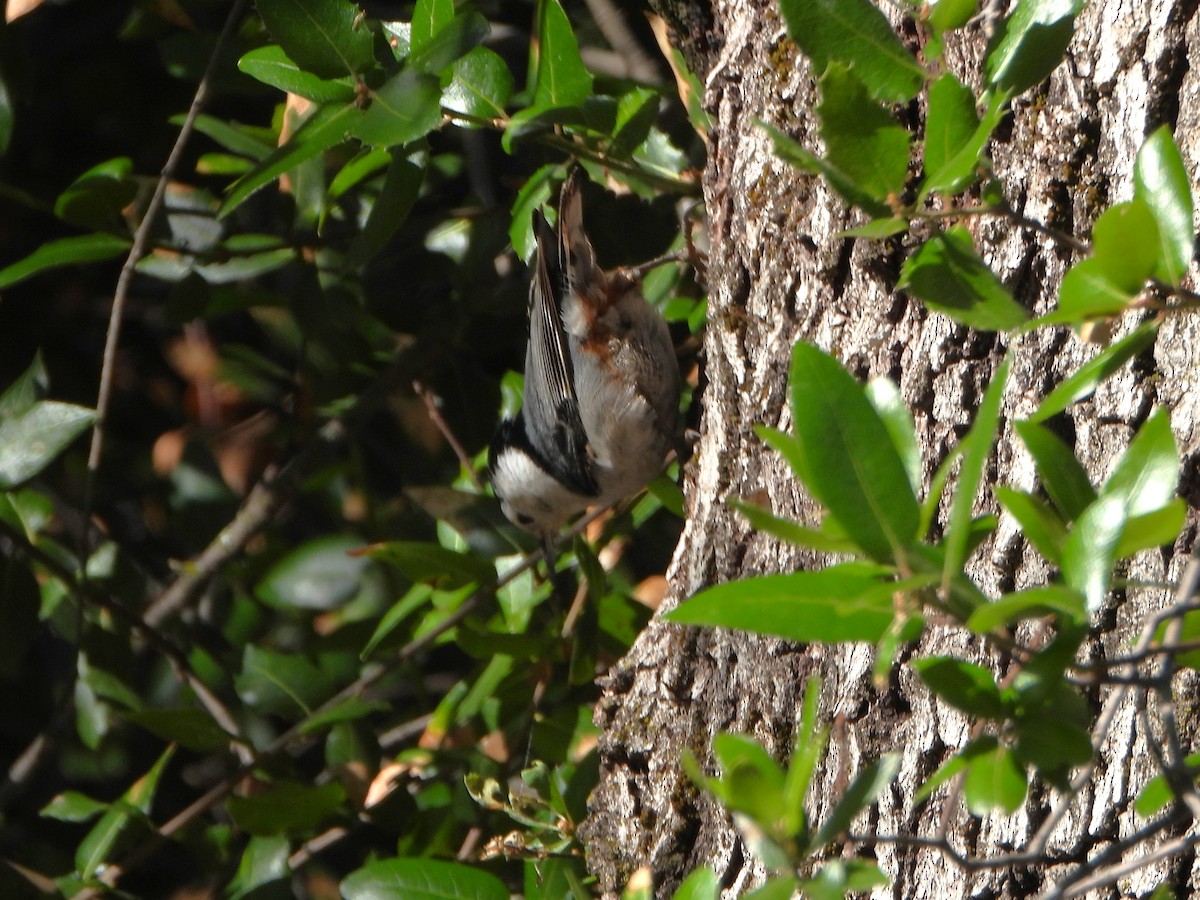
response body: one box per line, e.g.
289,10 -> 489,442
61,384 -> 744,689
489,171 -> 681,551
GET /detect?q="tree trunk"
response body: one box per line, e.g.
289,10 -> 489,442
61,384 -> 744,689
580,0 -> 1200,896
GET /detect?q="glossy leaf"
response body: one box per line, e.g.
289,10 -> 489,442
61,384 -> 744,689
915,736 -> 997,803
985,0 -> 1084,96
928,0 -> 978,33
0,233 -> 131,289
671,867 -> 719,900
363,540 -> 495,589
1030,324 -> 1158,422
921,91 -> 1008,199
0,399 -> 95,489
1061,494 -> 1126,610
1014,420 -> 1096,521
235,645 -> 337,716
760,120 -> 890,218
407,12 -> 490,75
76,748 -> 174,878
123,708 -> 234,752
237,45 -> 357,104
865,378 -> 921,493
924,74 -> 980,192
1049,257 -> 1134,323
963,742 -> 1027,815
667,565 -> 924,644
1091,199 -> 1160,292
914,657 -> 1008,719
796,861 -> 888,900
1102,408 -> 1178,518
257,535 -> 369,610
410,0 -> 454,52
229,835 -> 291,898
54,157 -> 138,230
994,487 -> 1066,564
348,153 -> 424,267
778,0 -> 925,102
816,63 -> 911,202
354,69 -> 443,147
966,586 -> 1086,633
838,217 -> 908,239
1135,753 -> 1200,817
1117,499 -> 1186,557
788,343 -> 920,562
227,781 -> 345,835
221,103 -> 358,216
444,47 -> 514,122
1134,125 -> 1194,286
509,164 -> 561,261
531,0 -> 593,109
254,0 -> 375,79
41,791 -> 109,824
899,227 -> 1029,330
943,356 -> 1009,584
342,858 -> 508,900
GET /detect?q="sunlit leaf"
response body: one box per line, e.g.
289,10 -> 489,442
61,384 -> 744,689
1134,125 -> 1195,286
254,0 -> 375,79
342,858 -> 508,900
237,44 -> 357,103
899,228 -> 1029,330
0,233 -> 131,289
1030,324 -> 1158,422
816,63 -> 911,202
985,0 -> 1084,96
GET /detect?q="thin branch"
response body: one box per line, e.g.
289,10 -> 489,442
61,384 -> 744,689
414,380 -> 483,491
81,0 -> 250,544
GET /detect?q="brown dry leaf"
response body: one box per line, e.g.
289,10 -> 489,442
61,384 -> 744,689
364,762 -> 407,808
278,94 -> 314,195
6,0 -> 43,23
633,574 -> 668,610
148,0 -> 196,29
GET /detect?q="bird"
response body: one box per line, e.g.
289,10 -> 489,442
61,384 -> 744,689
488,171 -> 681,571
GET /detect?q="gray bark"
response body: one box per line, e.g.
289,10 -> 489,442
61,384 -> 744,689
580,0 -> 1200,896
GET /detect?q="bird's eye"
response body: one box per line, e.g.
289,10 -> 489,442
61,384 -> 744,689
516,513 -> 535,527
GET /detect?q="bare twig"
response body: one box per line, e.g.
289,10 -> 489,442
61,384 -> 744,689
81,0 -> 251,546
414,380 -> 483,490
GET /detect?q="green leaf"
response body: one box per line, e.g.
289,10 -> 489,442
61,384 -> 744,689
731,499 -> 858,554
788,343 -> 921,562
924,74 -> 980,192
816,63 -> 911,202
915,736 -> 997,803
1134,125 -> 1195,286
760,120 -> 890,218
123,708 -> 234,752
254,0 -> 375,79
227,781 -> 345,836
928,0 -> 979,34
812,753 -> 901,846
1030,324 -> 1158,422
1048,257 -> 1135,323
509,164 -> 561,262
41,791 -> 110,824
76,747 -> 174,878
348,153 -> 424,267
837,217 -> 909,239
743,878 -> 798,900
0,233 -> 131,289
221,103 -> 358,216
0,399 -> 95,489
257,535 -> 369,610
994,487 -> 1066,564
712,733 -> 787,827
1117,499 -> 1186,557
531,0 -> 593,109
363,540 -> 495,589
229,835 -> 291,899
235,645 -> 337,716
408,12 -> 489,75
1014,420 -> 1096,521
667,564 -> 925,644
187,114 -> 273,160
921,91 -> 1009,200
963,742 -> 1027,814
671,867 -> 719,900
342,858 -> 508,900
865,378 -> 922,494
966,586 -> 1086,633
0,353 -> 47,418
985,0 -> 1084,96
1091,199 -> 1161,292
1062,494 -> 1126,610
899,227 -> 1029,330
237,44 -> 357,103
1135,753 -> 1200,817
796,860 -> 888,900
410,0 -> 455,52
913,657 -> 1009,719
354,69 -> 443,147
778,0 -> 925,103
1102,408 -> 1178,518
54,157 -> 138,230
784,678 -> 826,837
1014,713 -> 1093,772
943,356 -> 1008,585
443,47 -> 514,122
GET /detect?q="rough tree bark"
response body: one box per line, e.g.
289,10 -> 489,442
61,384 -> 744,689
580,0 -> 1200,896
